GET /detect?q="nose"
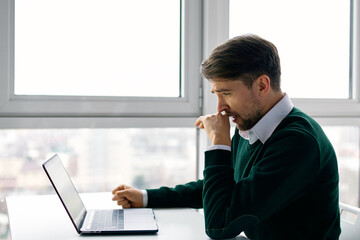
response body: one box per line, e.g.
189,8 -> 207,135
217,95 -> 229,113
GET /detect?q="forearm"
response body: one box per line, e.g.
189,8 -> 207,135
146,180 -> 203,208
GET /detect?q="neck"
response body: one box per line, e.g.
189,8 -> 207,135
260,90 -> 285,116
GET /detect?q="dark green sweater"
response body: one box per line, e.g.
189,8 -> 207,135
147,108 -> 341,239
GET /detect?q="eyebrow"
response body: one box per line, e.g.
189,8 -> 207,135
211,88 -> 231,94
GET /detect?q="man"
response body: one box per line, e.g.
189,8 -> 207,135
112,34 -> 341,239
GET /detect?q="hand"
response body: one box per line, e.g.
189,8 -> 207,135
112,184 -> 143,208
195,112 -> 231,146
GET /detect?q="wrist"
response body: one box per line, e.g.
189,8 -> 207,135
212,136 -> 231,146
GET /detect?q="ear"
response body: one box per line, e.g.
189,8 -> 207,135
254,75 -> 271,96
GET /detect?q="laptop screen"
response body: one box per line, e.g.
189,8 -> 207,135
43,155 -> 86,232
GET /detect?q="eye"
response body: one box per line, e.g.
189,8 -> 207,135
222,92 -> 230,96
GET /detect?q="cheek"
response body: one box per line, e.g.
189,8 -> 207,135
231,99 -> 252,117
229,98 -> 244,111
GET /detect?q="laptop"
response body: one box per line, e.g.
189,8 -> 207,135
42,154 -> 158,234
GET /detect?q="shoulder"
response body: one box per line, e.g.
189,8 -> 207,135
274,107 -> 324,139
266,107 -> 335,159
265,108 -> 326,153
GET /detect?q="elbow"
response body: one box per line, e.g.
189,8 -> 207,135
205,214 -> 259,239
206,230 -> 238,239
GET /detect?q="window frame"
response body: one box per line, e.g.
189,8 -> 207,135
285,0 -> 360,118
0,0 -> 202,128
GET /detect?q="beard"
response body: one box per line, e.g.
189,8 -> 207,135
237,110 -> 263,131
234,94 -> 263,131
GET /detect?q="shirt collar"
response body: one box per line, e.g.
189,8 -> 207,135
239,93 -> 294,144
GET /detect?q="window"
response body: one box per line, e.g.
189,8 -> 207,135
1,2 -> 360,240
0,0 -> 202,121
0,1 -> 202,237
322,126 -> 360,206
0,128 -> 196,192
15,0 -> 181,98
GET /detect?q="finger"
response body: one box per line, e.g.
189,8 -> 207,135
112,190 -> 130,201
122,202 -> 131,209
112,184 -> 129,195
195,116 -> 208,128
112,194 -> 126,201
117,199 -> 129,207
194,116 -> 204,127
112,185 -> 124,195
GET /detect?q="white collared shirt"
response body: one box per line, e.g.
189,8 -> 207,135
207,93 -> 293,151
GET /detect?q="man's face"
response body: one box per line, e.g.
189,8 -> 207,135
210,79 -> 263,131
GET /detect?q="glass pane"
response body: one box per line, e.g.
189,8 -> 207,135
229,0 -> 350,99
322,126 -> 359,207
0,128 -> 196,193
15,0 -> 181,97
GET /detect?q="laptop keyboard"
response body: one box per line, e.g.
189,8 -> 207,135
90,209 -> 124,230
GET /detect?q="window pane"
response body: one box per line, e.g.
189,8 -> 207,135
323,126 -> 359,207
15,0 -> 181,97
229,0 -> 350,99
0,128 -> 196,194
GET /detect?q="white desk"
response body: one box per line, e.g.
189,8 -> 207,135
6,192 -> 248,240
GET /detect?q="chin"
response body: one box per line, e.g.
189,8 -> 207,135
236,124 -> 245,131
236,122 -> 252,131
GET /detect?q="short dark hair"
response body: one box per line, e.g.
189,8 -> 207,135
201,34 -> 281,91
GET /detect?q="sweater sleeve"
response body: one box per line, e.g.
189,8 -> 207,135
146,179 -> 203,208
202,130 -> 320,239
